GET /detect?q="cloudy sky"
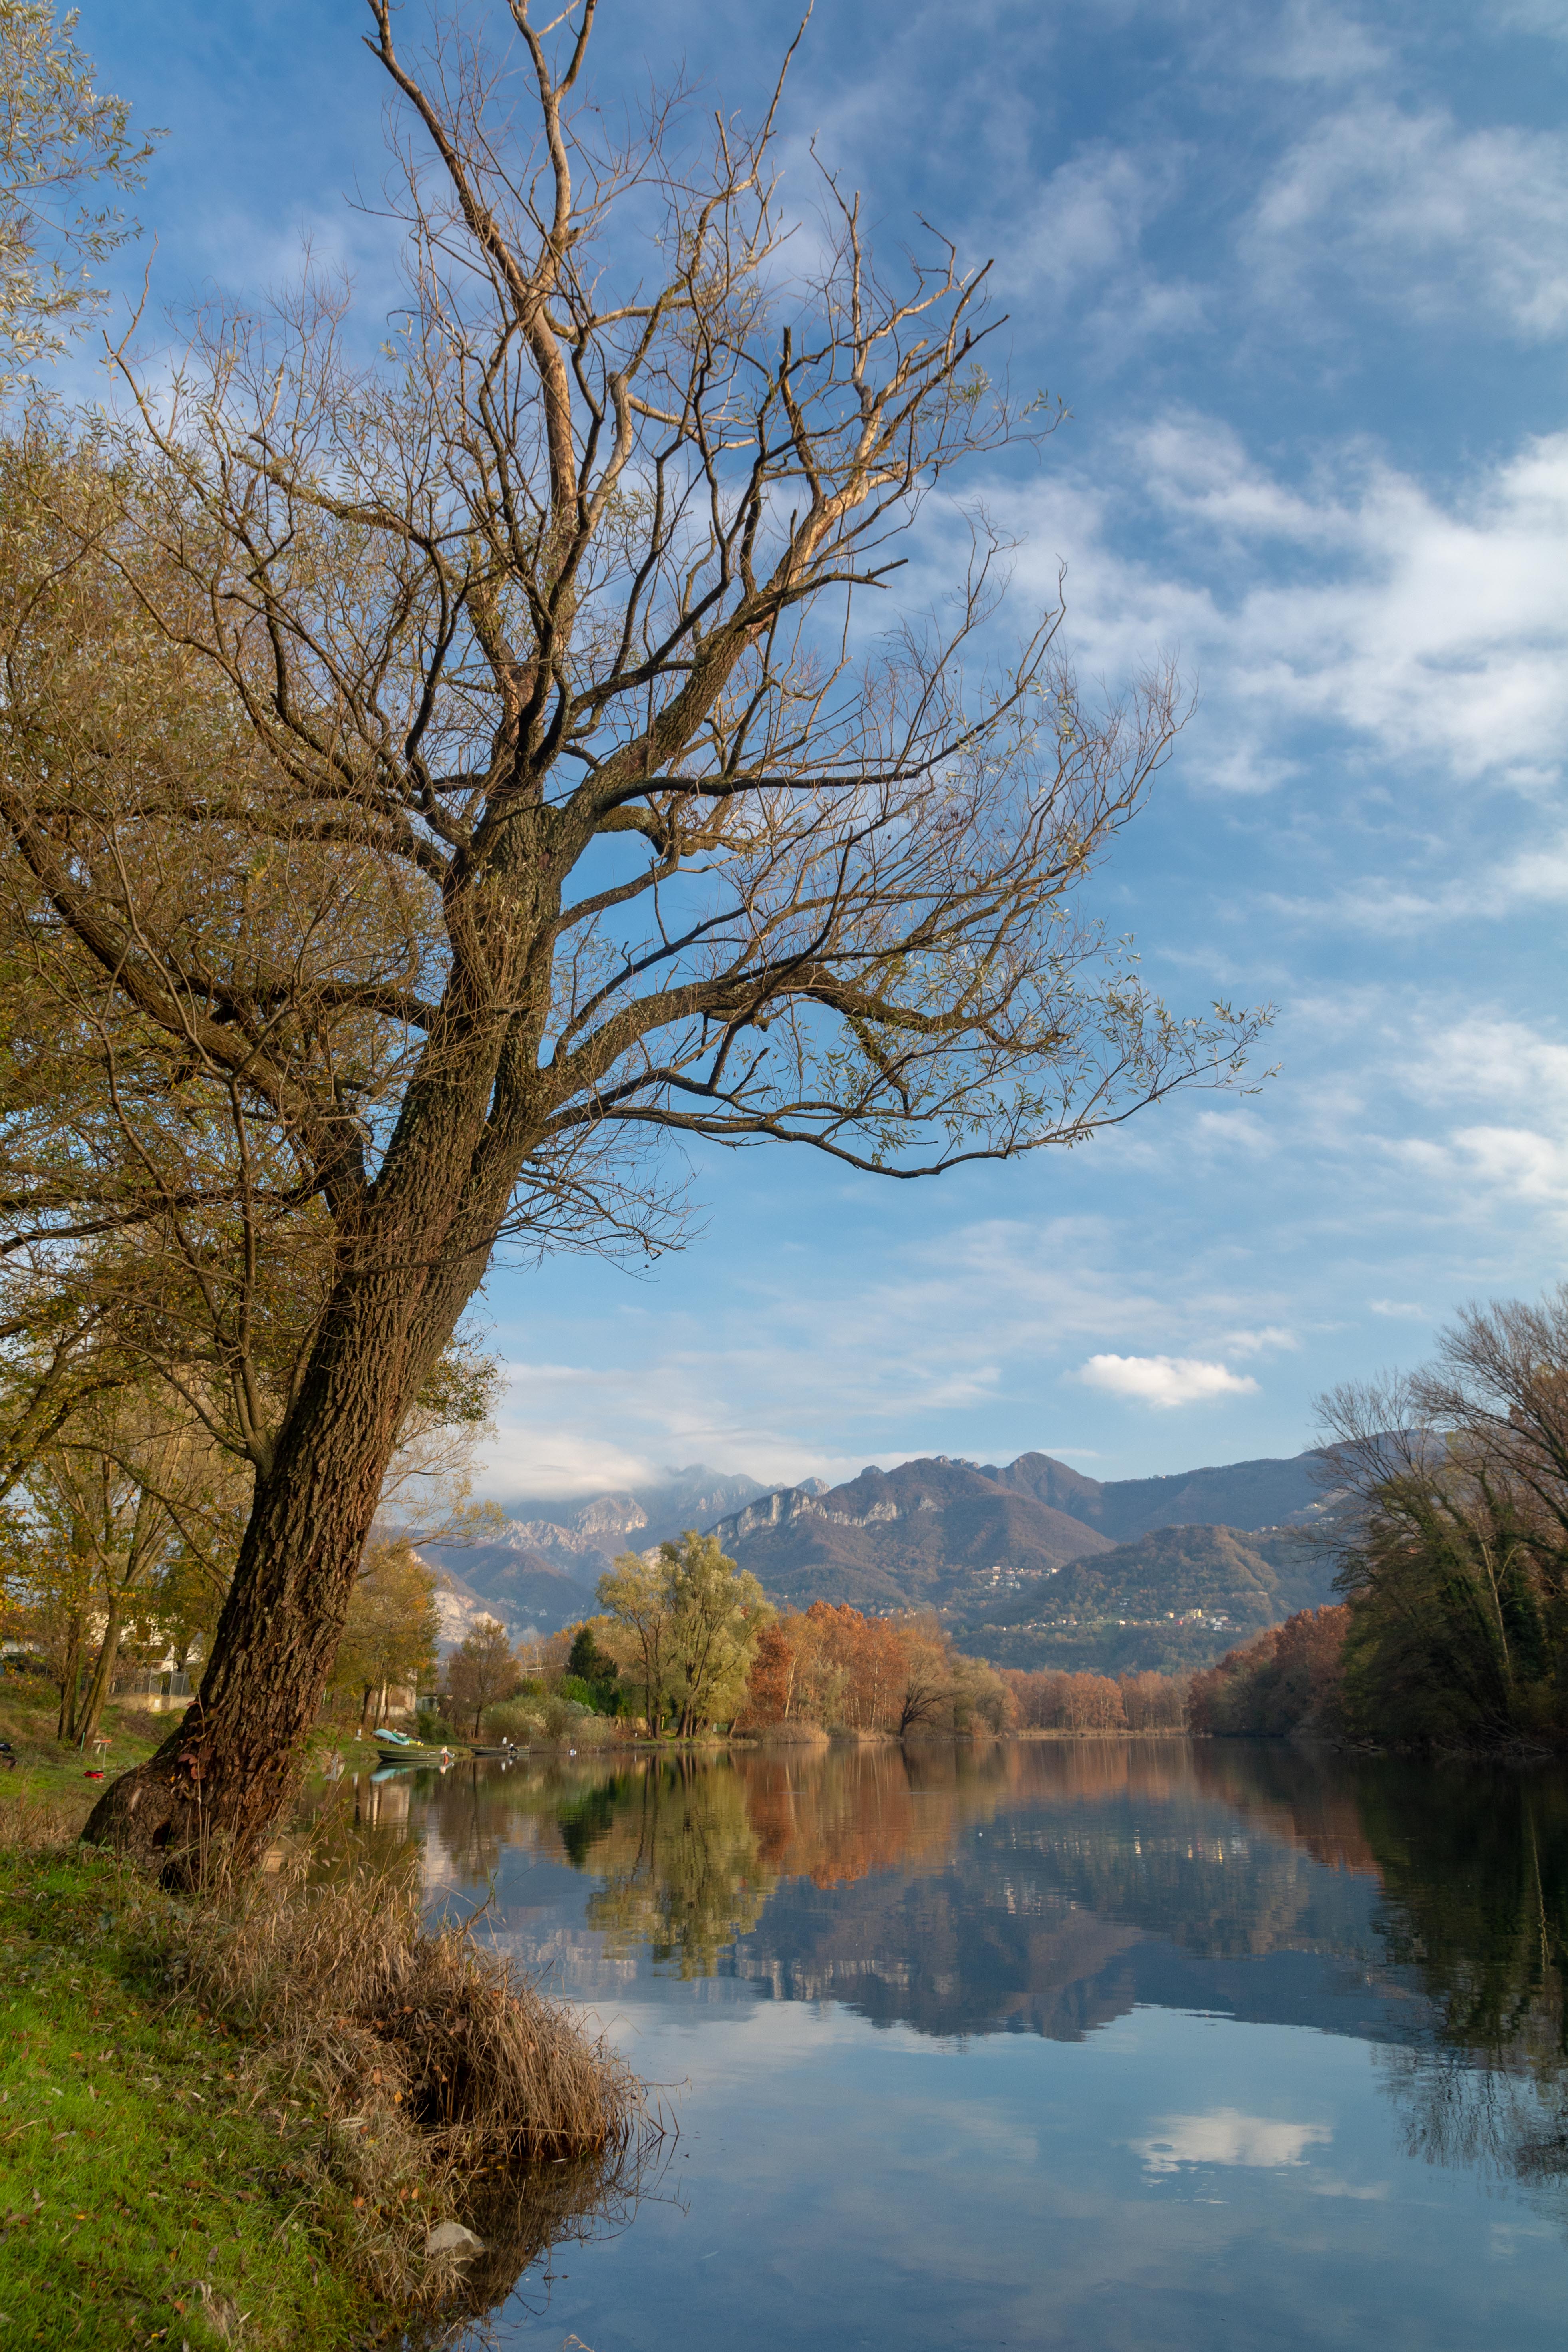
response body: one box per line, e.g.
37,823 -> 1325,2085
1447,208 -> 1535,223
76,0 -> 1568,1495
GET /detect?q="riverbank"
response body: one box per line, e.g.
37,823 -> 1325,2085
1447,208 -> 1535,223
1,1780 -> 648,2348
1,1824 -> 380,2348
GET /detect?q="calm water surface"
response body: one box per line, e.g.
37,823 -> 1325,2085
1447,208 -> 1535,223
330,1739 -> 1568,2350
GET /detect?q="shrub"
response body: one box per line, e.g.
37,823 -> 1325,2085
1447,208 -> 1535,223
481,1695 -> 616,1748
482,1700 -> 549,1745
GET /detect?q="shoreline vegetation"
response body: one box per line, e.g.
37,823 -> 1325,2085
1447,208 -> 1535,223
0,0 -> 1554,2340
1,1772 -> 650,2349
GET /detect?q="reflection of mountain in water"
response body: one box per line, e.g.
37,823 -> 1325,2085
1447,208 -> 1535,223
316,1734 -> 1568,2209
717,1742 -> 1419,2045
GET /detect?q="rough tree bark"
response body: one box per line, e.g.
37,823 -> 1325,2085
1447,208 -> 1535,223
84,1200 -> 504,1861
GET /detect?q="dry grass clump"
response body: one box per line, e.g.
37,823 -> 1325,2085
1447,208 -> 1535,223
157,1853 -> 651,2312
180,1863 -> 642,2158
2,1801 -> 653,2321
0,1785 -> 97,1849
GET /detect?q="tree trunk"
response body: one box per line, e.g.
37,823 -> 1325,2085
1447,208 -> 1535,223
75,1598 -> 124,1752
81,1279 -> 424,1878
55,1610 -> 84,1744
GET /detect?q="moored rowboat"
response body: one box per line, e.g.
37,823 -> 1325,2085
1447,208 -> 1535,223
372,1724 -> 469,1767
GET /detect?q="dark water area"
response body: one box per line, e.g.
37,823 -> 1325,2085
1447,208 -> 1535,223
320,1738 -> 1568,2349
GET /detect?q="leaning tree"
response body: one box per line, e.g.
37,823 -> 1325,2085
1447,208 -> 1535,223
0,0 -> 1263,1868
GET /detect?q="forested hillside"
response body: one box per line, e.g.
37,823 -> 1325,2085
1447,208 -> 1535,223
949,1525 -> 1337,1675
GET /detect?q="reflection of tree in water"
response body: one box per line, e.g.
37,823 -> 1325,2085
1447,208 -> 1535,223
1381,2041 -> 1568,2195
556,1774 -> 624,1867
737,1741 -> 1014,1889
582,1761 -> 774,1976
1190,1745 -> 1568,2208
309,1738 -> 1568,2211
1359,1769 -> 1568,2204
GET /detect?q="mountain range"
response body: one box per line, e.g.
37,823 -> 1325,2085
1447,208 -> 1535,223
423,1465 -> 775,1644
424,1447 -> 1344,1672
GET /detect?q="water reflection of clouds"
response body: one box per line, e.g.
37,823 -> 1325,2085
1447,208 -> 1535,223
298,1748 -> 1568,2349
1133,2108 -> 1332,2174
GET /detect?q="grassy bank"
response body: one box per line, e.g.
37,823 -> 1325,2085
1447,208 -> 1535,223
0,1671 -> 166,1821
1,1822 -> 378,2348
1,1760 -> 649,2347
0,1672 -> 360,1825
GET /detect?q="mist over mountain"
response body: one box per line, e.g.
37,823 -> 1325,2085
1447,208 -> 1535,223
421,1465 -> 772,1640
423,1445 -> 1340,1666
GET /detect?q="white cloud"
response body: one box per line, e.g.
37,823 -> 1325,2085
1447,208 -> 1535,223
1449,1125 -> 1568,1207
1006,147 -> 1172,300
1246,0 -> 1391,84
1377,1017 -> 1568,1221
1000,418 -> 1568,811
479,1396 -> 663,1500
1078,1353 -> 1260,1407
1247,101 -> 1568,338
1223,1325 -> 1299,1356
1408,1014 -> 1568,1117
1368,1298 -> 1426,1318
1498,0 -> 1568,34
1133,2107 -> 1332,2173
998,143 -> 1202,334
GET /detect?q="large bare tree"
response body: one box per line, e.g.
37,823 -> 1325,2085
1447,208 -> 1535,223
0,1 -> 1263,1868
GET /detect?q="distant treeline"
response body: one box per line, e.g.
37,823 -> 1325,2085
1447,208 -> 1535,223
376,1283 -> 1568,1760
1001,1667 -> 1186,1732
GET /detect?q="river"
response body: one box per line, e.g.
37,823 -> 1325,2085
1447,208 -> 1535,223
323,1737 -> 1568,2349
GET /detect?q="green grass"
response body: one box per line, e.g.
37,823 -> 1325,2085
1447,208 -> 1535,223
0,1842 -> 397,2348
0,1673 -> 358,1833
0,1674 -> 166,1830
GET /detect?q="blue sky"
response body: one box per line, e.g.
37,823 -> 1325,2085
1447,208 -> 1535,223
73,0 -> 1568,1495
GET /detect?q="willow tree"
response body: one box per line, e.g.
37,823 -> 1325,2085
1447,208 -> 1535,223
0,0 -> 1260,1867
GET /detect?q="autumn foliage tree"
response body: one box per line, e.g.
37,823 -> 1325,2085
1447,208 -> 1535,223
1001,1668 -> 1129,1732
1186,1608 -> 1349,1739
0,0 -> 1262,1869
443,1615 -> 521,1737
598,1533 -> 770,1735
0,1 -> 152,390
328,1537 -> 442,1727
740,1602 -> 1008,1737
1318,1289 -> 1568,1748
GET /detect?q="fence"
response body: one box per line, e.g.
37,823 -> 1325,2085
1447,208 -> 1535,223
113,1668 -> 192,1701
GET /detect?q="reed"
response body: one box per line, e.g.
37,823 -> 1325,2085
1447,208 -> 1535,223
176,1860 -> 643,2162
152,1847 -> 650,2305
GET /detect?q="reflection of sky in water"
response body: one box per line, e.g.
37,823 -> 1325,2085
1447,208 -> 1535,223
340,1744 -> 1568,2350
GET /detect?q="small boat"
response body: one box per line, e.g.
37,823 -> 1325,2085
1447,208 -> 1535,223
372,1726 -> 467,1767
